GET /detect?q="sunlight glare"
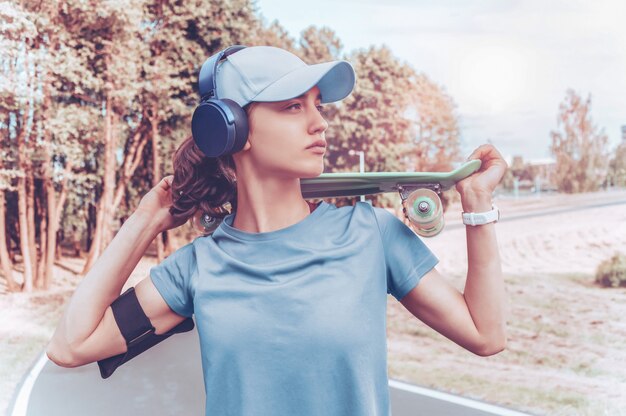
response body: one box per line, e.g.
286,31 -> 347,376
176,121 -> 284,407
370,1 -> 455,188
458,44 -> 530,114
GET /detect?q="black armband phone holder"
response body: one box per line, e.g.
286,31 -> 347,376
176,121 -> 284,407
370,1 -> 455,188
97,287 -> 195,379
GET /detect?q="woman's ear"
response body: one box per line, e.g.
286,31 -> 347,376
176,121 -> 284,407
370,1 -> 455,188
239,101 -> 257,153
232,137 -> 251,161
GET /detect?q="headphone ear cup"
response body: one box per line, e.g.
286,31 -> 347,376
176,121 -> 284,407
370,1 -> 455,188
221,98 -> 249,154
191,99 -> 249,157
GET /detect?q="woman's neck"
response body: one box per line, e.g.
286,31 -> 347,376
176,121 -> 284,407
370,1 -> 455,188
232,176 -> 313,233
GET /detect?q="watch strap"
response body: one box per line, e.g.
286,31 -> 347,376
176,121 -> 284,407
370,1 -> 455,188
462,205 -> 499,226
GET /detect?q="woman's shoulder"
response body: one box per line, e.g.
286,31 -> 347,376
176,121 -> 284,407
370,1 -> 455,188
161,241 -> 197,265
323,201 -> 388,229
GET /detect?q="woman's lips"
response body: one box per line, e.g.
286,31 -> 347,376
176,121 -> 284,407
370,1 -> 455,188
308,146 -> 326,154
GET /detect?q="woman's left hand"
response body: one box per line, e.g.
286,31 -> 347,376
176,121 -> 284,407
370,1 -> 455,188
455,144 -> 508,197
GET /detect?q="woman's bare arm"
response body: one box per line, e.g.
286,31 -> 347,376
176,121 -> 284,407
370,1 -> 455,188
46,176 -> 192,367
400,144 -> 508,356
399,219 -> 506,356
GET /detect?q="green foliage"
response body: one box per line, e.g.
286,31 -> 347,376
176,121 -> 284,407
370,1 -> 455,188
595,252 -> 626,288
2,1 -> 464,250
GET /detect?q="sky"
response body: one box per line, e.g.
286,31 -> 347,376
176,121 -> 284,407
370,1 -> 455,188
255,0 -> 626,162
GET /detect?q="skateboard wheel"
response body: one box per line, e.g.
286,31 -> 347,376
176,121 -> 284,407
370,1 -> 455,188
404,189 -> 444,237
190,210 -> 221,235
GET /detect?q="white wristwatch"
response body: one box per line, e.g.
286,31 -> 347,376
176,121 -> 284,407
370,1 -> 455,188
462,205 -> 500,226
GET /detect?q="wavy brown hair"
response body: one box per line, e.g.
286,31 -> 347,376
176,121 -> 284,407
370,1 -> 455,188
169,104 -> 254,220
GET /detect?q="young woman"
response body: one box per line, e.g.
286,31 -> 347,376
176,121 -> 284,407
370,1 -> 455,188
47,45 -> 508,415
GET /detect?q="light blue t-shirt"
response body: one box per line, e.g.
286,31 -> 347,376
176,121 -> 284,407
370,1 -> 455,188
150,201 -> 438,416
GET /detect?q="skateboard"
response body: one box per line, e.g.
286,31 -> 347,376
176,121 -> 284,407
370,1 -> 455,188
193,159 -> 482,237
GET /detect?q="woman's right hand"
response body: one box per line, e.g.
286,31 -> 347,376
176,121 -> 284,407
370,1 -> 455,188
135,175 -> 195,233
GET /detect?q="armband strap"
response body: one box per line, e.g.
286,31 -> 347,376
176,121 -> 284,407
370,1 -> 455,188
97,287 -> 195,379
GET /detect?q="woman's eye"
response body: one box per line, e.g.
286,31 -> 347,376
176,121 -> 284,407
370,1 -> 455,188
284,103 -> 325,113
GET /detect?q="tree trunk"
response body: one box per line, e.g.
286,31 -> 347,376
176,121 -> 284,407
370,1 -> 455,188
26,171 -> 38,288
82,188 -> 105,274
44,161 -> 72,288
36,205 -> 47,289
41,183 -> 53,290
101,111 -> 117,248
0,115 -> 18,291
17,176 -> 33,292
150,116 -> 164,262
40,57 -> 61,290
16,56 -> 34,291
111,124 -> 149,211
82,93 -> 115,274
0,192 -> 19,292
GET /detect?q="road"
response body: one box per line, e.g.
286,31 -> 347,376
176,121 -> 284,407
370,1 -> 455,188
446,189 -> 626,230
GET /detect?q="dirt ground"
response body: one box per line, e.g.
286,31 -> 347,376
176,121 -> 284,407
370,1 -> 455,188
2,189 -> 626,415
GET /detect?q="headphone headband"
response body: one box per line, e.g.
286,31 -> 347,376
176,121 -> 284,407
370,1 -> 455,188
198,45 -> 247,100
192,45 -> 250,158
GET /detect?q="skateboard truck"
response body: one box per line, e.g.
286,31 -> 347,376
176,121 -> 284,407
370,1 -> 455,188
396,183 -> 441,199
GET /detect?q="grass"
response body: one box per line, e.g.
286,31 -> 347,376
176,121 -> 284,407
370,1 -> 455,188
386,270 -> 626,416
388,358 -> 594,415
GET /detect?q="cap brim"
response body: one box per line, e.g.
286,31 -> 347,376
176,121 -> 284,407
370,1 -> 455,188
251,61 -> 356,104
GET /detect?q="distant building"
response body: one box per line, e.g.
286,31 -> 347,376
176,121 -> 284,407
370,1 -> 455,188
508,156 -> 557,191
622,125 -> 626,143
527,157 -> 557,188
511,155 -> 524,172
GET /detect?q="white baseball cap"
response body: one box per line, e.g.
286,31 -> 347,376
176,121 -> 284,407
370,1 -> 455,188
213,46 -> 356,106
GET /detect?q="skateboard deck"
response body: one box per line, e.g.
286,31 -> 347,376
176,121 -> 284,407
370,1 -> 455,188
190,160 -> 482,236
300,159 -> 482,199
301,159 -> 481,237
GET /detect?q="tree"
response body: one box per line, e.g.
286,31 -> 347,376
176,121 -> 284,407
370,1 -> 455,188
2,4 -> 468,291
133,0 -> 264,260
298,26 -> 343,64
0,1 -> 40,291
406,73 -> 462,172
608,142 -> 626,188
550,89 -> 609,193
325,45 -> 416,175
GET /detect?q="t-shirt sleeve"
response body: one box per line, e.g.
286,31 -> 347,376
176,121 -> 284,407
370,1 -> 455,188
372,206 -> 439,301
149,242 -> 196,318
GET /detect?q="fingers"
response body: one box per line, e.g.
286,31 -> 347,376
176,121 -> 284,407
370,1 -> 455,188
468,144 -> 508,172
467,144 -> 503,162
160,175 -> 174,190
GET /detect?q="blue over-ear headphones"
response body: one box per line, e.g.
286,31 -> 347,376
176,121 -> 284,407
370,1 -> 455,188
191,45 -> 249,158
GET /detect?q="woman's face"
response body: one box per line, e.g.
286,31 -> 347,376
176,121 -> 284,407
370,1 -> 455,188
241,85 -> 329,179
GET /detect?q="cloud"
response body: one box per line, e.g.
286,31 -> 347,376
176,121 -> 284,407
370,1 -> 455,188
257,0 -> 626,157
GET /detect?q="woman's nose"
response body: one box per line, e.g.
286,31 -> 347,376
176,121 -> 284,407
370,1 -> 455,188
308,106 -> 328,135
